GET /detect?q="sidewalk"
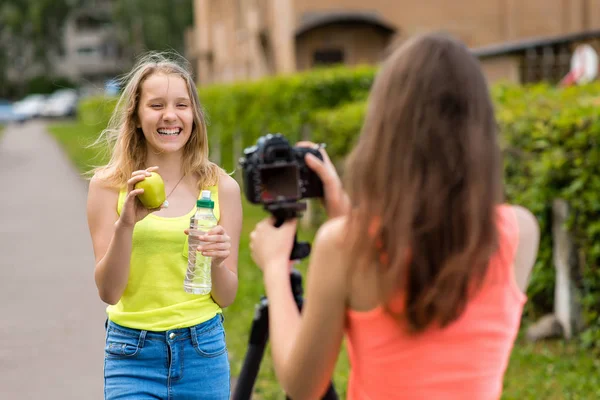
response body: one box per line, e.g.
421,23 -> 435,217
0,120 -> 106,399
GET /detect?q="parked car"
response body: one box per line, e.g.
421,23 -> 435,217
13,94 -> 47,121
0,99 -> 21,124
40,89 -> 79,118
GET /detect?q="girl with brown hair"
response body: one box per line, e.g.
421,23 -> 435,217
249,32 -> 540,399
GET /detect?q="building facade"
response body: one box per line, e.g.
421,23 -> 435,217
54,4 -> 129,86
186,0 -> 600,85
4,1 -> 129,92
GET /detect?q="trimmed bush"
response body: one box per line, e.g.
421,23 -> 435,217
198,65 -> 376,171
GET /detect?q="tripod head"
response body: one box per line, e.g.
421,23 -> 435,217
264,201 -> 311,261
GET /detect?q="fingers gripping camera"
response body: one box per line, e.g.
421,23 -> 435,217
239,133 -> 324,205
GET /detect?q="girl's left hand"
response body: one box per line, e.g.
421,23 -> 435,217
185,225 -> 231,267
250,217 -> 297,273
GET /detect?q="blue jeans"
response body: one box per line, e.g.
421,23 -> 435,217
104,314 -> 230,399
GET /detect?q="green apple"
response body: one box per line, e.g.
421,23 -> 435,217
134,172 -> 166,209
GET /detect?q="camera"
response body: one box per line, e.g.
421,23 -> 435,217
239,133 -> 324,206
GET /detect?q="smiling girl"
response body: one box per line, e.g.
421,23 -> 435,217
86,53 -> 242,399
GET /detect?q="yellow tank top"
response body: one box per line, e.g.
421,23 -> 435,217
106,185 -> 222,331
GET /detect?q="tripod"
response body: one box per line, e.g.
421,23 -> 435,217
232,202 -> 339,400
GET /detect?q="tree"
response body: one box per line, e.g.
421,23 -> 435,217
112,0 -> 194,58
0,0 -> 195,97
0,0 -> 86,97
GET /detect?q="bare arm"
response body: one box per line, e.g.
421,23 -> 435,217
87,175 -> 132,305
511,205 -> 541,292
251,217 -> 348,399
87,168 -> 160,305
209,173 -> 243,308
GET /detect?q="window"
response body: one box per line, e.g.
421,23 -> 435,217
76,15 -> 111,32
520,44 -> 572,84
313,49 -> 345,66
77,47 -> 98,56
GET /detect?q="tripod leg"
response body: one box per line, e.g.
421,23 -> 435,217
232,298 -> 270,400
320,383 -> 340,400
284,384 -> 338,400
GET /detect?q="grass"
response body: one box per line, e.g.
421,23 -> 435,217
48,120 -> 600,399
47,120 -> 110,174
502,335 -> 600,399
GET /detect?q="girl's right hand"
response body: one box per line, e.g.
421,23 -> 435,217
296,141 -> 351,219
118,166 -> 162,227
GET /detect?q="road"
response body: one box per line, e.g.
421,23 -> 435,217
0,120 -> 105,399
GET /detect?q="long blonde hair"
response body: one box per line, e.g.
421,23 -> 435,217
92,52 -> 222,189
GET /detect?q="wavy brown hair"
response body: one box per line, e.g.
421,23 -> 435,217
344,33 -> 503,332
91,52 -> 222,189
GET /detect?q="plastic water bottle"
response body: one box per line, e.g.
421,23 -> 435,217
184,190 -> 218,295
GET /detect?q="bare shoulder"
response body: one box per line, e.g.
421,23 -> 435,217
509,204 -> 540,292
314,216 -> 348,250
511,205 -> 540,246
218,172 -> 241,197
88,173 -> 118,202
311,216 -> 350,274
87,173 -> 119,219
304,216 -> 350,301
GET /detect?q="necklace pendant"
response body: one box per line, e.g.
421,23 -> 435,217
162,199 -> 169,208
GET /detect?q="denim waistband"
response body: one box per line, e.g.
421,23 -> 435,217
105,314 -> 223,343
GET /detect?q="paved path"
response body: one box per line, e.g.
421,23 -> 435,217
0,120 -> 106,399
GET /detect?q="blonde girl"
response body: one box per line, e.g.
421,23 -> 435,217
86,52 -> 241,399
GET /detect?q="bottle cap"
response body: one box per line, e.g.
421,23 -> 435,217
196,190 -> 214,209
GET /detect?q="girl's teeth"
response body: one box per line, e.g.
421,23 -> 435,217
158,129 -> 180,135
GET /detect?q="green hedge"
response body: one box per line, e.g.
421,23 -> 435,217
312,82 -> 600,347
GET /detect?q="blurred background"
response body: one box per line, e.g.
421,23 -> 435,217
3,0 -> 600,118
1,1 -> 600,399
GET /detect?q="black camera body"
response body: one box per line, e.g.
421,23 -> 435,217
239,133 -> 324,206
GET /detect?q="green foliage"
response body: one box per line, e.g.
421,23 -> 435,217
77,95 -> 119,128
0,0 -> 84,97
502,333 -> 600,399
494,83 -> 600,347
199,65 -> 376,172
311,100 -> 366,165
25,75 -> 77,95
112,0 -> 194,57
47,121 -> 110,174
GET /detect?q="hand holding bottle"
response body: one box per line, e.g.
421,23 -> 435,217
184,225 -> 231,267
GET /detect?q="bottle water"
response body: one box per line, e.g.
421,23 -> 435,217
184,190 -> 218,295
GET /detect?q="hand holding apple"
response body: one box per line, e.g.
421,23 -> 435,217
134,171 -> 166,209
119,167 -> 164,227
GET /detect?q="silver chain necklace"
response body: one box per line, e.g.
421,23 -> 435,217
162,174 -> 185,208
